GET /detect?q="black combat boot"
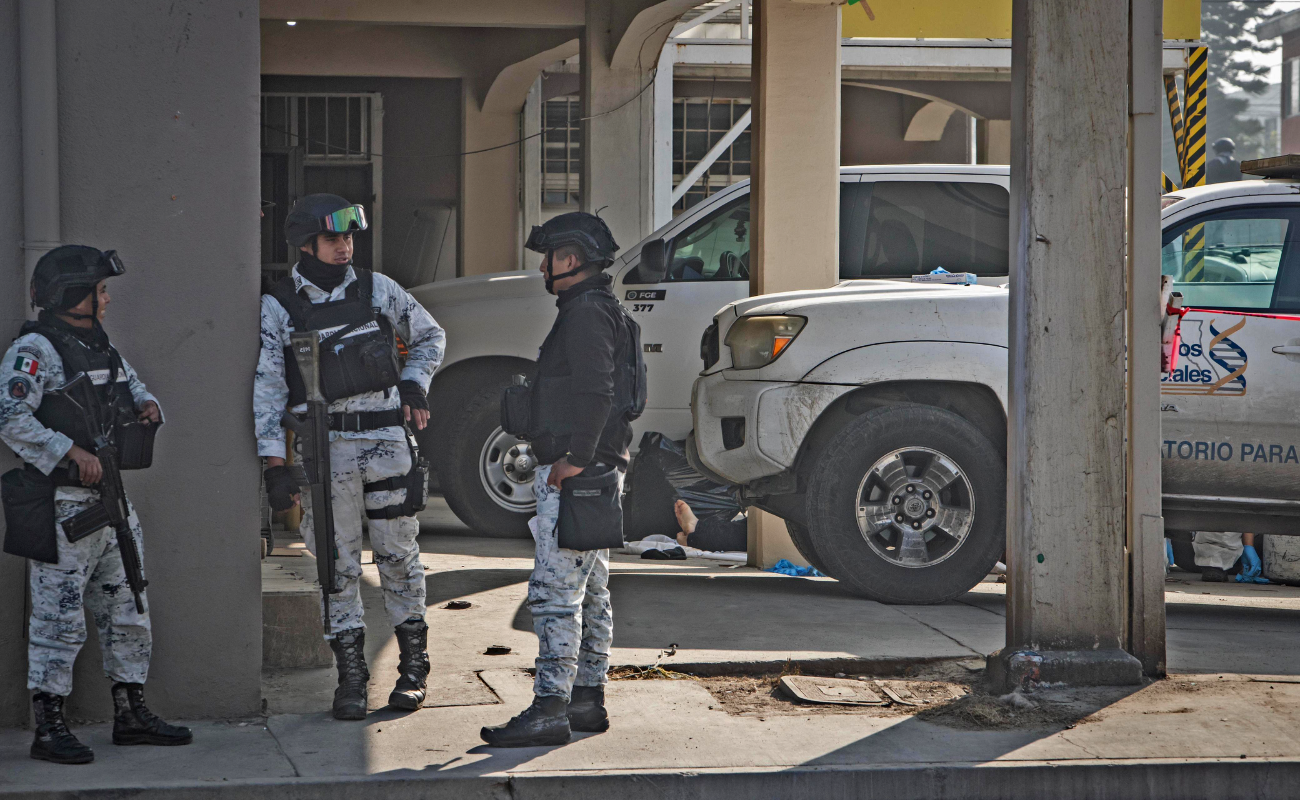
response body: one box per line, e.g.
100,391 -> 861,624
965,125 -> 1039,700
30,692 -> 94,764
329,627 -> 369,720
388,618 -> 430,711
567,684 -> 610,733
111,683 -> 193,746
480,695 -> 571,747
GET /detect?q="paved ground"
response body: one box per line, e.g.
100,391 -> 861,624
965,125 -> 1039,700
5,499 -> 1300,798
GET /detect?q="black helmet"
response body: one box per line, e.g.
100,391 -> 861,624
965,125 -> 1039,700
284,194 -> 368,248
1212,138 -> 1236,154
525,212 -> 620,267
30,245 -> 126,311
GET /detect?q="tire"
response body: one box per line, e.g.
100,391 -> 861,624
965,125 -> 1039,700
435,382 -> 535,538
785,520 -> 831,575
806,404 -> 1004,605
1169,537 -> 1201,573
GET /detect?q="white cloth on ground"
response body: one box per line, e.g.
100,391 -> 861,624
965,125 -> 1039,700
622,534 -> 746,564
1192,531 -> 1244,570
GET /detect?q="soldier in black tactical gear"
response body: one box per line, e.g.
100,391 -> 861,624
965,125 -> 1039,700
1,245 -> 191,763
481,212 -> 646,748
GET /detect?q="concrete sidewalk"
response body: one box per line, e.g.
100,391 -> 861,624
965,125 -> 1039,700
5,502 -> 1300,799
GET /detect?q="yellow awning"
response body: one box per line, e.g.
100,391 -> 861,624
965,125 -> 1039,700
842,0 -> 1200,41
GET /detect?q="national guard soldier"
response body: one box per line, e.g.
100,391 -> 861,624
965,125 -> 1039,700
254,194 -> 445,720
1,246 -> 191,764
481,212 -> 645,747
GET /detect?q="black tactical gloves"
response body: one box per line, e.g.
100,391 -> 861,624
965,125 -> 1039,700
263,465 -> 298,512
398,380 -> 429,412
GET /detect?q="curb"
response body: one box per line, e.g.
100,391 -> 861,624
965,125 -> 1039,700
5,759 -> 1300,800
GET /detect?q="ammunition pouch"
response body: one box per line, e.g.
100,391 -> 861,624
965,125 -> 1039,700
557,466 -> 623,551
61,503 -> 111,543
363,438 -> 429,520
500,376 -> 533,437
2,466 -> 58,563
115,419 -> 161,470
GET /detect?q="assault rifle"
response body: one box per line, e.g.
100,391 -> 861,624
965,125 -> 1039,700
58,373 -> 148,613
279,331 -> 340,633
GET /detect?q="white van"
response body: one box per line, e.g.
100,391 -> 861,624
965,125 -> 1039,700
410,165 -> 1011,536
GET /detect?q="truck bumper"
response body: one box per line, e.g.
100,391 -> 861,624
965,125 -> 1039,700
691,372 -> 852,486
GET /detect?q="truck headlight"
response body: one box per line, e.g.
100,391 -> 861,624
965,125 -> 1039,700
724,315 -> 806,370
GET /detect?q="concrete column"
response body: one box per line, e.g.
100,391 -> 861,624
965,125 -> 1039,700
747,0 -> 842,568
991,0 -> 1144,688
461,94 -> 521,276
652,44 -> 675,231
1126,0 -> 1167,677
580,0 -> 657,251
520,77 -> 543,271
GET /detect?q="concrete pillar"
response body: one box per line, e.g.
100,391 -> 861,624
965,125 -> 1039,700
520,77 -> 543,271
580,0 -> 657,251
1126,0 -> 1167,677
461,96 -> 521,276
747,0 -> 843,568
991,0 -> 1151,689
652,44 -> 675,231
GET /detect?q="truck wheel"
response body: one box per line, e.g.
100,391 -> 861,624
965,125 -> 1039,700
435,383 -> 535,538
785,520 -> 831,575
1168,536 -> 1201,573
806,405 -> 1004,605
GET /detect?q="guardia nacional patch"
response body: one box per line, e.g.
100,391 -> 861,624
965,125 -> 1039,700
8,376 -> 31,400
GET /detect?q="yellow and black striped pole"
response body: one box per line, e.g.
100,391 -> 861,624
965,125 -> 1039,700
1183,46 -> 1208,189
1162,172 -> 1177,193
1180,46 -> 1209,282
1164,74 -> 1187,179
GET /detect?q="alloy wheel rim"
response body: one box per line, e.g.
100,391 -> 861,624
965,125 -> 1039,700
854,446 -> 975,569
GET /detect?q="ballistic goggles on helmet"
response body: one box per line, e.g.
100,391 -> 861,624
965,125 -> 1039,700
322,204 -> 368,234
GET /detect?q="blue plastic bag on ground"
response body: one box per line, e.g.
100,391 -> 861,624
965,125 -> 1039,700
766,559 -> 826,578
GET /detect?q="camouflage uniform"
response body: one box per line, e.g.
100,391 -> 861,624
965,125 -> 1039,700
253,265 -> 445,636
528,464 -> 618,700
0,331 -> 159,696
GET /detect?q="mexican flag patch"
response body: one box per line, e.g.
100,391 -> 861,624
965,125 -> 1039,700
14,355 -> 38,375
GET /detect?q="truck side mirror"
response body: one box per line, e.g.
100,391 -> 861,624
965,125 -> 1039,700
639,239 -> 668,284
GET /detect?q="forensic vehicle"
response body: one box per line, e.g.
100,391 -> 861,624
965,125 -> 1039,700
410,165 -> 1011,536
690,159 -> 1300,604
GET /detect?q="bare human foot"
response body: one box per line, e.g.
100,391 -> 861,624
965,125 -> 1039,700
674,500 -> 698,547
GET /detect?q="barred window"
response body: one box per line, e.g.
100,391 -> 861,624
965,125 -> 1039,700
673,98 -> 751,213
543,97 -> 581,206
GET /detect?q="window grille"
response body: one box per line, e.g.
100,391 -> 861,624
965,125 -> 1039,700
543,97 -> 581,206
673,98 -> 751,212
261,94 -> 374,159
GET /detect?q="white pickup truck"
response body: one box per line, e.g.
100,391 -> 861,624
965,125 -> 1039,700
411,165 -> 1012,536
691,174 -> 1300,604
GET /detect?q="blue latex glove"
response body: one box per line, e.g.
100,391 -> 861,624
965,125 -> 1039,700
767,559 -> 827,578
1235,545 -> 1269,583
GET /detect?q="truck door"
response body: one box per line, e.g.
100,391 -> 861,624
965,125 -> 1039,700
1160,204 -> 1300,502
619,197 -> 753,439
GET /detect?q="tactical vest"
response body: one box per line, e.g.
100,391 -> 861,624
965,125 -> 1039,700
270,269 -> 402,405
22,321 -> 136,453
531,289 -> 647,438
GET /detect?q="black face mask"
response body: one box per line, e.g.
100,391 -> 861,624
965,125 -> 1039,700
298,250 -> 350,292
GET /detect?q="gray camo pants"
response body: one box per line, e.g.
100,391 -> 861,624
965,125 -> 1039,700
528,464 -> 617,701
300,436 -> 425,636
28,488 -> 151,696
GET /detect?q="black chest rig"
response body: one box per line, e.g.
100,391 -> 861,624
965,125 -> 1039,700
271,269 -> 402,405
24,322 -> 136,454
